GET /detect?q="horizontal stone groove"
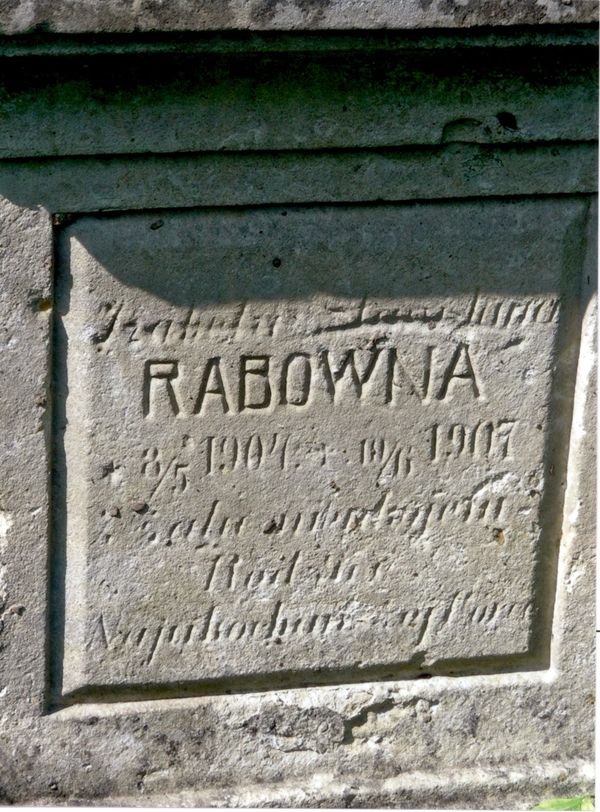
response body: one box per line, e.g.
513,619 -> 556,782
0,27 -> 596,56
51,651 -> 546,711
0,145 -> 595,213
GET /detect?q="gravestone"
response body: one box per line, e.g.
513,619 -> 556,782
0,2 -> 596,807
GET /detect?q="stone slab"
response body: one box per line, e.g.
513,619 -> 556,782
0,27 -> 595,809
53,197 -> 583,699
0,0 -> 596,35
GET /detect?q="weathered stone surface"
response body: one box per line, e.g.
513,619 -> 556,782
0,0 -> 596,34
0,48 -> 595,159
0,19 -> 595,810
55,197 -> 582,698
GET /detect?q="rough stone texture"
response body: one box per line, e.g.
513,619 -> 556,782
0,49 -> 595,159
54,197 -> 582,698
0,0 -> 596,34
0,21 -> 596,810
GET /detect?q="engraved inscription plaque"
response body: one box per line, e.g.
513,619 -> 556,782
54,197 -> 585,696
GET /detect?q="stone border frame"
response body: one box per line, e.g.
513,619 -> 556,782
0,33 -> 595,805
43,191 -> 588,707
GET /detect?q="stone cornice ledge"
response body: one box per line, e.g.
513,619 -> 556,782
0,0 -> 597,35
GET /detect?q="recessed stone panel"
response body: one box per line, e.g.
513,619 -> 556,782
54,197 -> 584,697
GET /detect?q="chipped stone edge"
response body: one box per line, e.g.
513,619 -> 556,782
103,760 -> 595,808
